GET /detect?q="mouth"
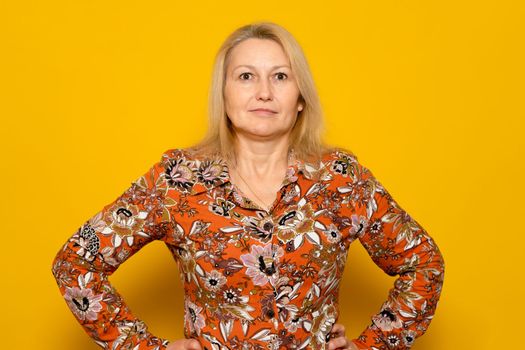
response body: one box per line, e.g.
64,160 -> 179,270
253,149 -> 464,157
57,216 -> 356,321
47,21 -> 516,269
250,108 -> 278,115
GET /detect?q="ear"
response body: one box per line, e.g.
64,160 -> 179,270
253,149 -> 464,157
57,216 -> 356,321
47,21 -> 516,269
298,103 -> 304,112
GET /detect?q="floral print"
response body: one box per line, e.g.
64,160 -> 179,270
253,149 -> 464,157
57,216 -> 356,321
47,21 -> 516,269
185,299 -> 207,336
52,147 -> 445,350
201,270 -> 228,292
64,285 -> 103,322
240,243 -> 284,287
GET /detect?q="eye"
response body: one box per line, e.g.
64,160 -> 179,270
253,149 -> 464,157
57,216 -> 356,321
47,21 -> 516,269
239,72 -> 252,80
275,72 -> 288,80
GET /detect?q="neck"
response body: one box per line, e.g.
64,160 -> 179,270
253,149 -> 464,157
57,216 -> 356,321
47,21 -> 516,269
231,135 -> 290,179
228,135 -> 293,212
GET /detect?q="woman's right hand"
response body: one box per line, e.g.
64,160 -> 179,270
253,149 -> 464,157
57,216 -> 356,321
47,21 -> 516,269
166,338 -> 203,350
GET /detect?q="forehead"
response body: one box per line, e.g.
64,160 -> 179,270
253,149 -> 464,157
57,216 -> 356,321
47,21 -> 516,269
228,38 -> 290,71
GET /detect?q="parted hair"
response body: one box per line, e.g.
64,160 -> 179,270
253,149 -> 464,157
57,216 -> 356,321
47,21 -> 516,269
191,21 -> 331,165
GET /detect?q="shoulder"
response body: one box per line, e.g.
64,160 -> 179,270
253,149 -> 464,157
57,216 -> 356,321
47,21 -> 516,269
160,147 -> 197,161
317,146 -> 362,178
156,147 -> 229,194
295,146 -> 361,182
322,146 -> 359,162
159,147 -> 219,164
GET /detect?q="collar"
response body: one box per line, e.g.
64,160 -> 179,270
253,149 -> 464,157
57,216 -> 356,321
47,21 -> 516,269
183,148 -> 320,196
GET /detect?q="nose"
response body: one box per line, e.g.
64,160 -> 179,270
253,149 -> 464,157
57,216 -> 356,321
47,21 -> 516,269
255,79 -> 273,101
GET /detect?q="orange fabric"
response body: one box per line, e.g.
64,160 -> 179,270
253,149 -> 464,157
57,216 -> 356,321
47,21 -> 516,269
52,147 -> 445,349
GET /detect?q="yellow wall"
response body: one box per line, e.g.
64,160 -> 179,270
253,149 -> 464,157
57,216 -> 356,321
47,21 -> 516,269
2,1 -> 523,349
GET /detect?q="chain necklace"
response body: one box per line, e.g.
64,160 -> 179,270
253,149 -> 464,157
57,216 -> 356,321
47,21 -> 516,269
229,148 -> 295,212
231,166 -> 272,212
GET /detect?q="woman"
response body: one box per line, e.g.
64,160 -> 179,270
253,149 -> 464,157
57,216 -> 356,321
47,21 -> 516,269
52,22 -> 445,350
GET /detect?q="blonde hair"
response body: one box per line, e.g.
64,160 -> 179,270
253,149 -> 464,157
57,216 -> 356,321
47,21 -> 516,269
191,21 -> 331,165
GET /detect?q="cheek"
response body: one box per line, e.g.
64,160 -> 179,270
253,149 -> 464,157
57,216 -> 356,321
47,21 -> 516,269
223,85 -> 233,108
281,96 -> 301,115
280,87 -> 301,107
225,86 -> 249,109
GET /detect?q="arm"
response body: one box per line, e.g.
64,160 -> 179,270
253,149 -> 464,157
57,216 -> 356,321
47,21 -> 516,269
51,151 -> 174,349
335,151 -> 445,349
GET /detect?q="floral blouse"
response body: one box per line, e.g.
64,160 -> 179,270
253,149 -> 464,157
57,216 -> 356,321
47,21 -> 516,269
51,147 -> 445,350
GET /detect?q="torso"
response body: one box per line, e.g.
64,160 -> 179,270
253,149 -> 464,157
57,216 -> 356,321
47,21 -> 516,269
156,147 -> 365,350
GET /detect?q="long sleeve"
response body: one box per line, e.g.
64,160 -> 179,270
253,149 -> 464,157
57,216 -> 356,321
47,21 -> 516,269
51,152 -> 174,349
334,151 -> 445,350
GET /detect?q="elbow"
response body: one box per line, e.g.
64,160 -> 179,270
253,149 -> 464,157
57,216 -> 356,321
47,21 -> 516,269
439,247 -> 445,283
51,241 -> 73,286
430,239 -> 446,292
51,246 -> 65,282
433,237 -> 445,275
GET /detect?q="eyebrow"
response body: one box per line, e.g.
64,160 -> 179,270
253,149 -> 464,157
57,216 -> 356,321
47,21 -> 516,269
232,64 -> 291,71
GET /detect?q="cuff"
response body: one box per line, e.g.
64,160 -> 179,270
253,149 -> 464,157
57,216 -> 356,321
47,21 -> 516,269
352,323 -> 416,349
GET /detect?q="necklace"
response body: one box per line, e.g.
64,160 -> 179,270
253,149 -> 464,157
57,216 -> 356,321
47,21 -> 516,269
231,166 -> 272,212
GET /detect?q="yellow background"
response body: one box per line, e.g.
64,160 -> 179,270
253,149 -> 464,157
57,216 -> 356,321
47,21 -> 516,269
2,1 -> 523,349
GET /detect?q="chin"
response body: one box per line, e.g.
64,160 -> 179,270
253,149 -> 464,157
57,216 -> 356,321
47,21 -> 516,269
234,121 -> 291,139
249,128 -> 288,139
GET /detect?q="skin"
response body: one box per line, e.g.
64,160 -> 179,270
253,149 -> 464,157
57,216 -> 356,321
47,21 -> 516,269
224,38 -> 303,143
223,38 -> 304,211
167,38 -> 358,350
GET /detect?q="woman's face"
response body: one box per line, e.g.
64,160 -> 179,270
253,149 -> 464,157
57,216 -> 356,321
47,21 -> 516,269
224,38 -> 304,142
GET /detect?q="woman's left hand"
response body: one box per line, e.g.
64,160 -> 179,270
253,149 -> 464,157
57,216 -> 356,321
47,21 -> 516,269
327,323 -> 359,350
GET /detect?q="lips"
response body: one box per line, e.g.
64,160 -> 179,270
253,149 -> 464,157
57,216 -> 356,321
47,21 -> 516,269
250,108 -> 277,113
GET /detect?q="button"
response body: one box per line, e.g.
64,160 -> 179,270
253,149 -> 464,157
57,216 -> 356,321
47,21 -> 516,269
266,309 -> 275,318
